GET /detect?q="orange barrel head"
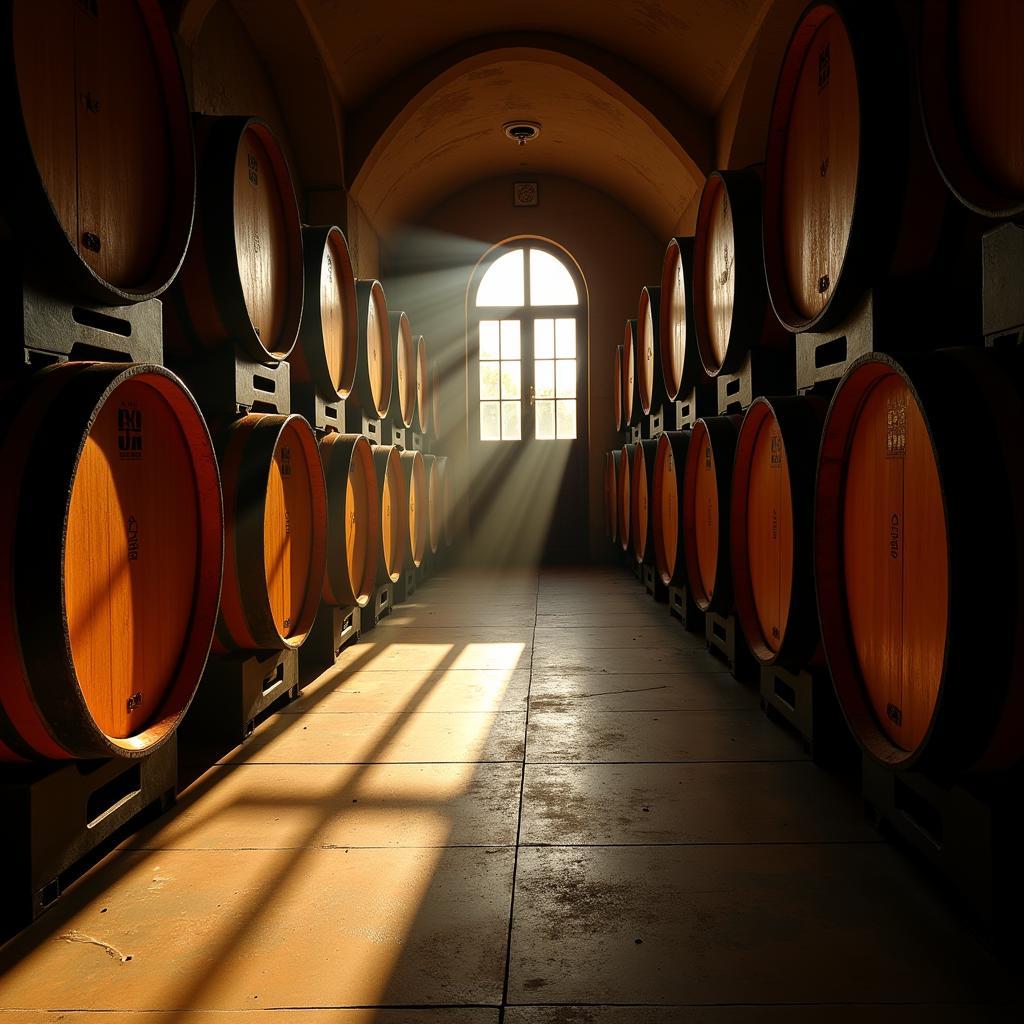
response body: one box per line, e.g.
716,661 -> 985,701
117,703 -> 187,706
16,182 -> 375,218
0,362 -> 223,761
319,432 -> 379,609
401,449 -> 428,568
622,320 -> 640,426
652,429 -> 693,586
631,439 -> 659,564
389,311 -> 417,429
351,281 -> 393,419
165,116 -> 304,363
659,237 -> 706,402
371,445 -> 406,583
215,413 -> 327,652
4,0 -> 195,305
816,349 -> 1024,774
681,415 -> 741,613
730,396 -> 826,669
637,286 -> 663,416
291,225 -> 358,403
618,443 -> 635,553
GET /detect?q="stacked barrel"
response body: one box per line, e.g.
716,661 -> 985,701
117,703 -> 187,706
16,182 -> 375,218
0,0 -> 452,780
605,0 -> 1024,857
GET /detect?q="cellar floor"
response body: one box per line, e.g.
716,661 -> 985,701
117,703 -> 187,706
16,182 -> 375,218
0,567 -> 1021,1021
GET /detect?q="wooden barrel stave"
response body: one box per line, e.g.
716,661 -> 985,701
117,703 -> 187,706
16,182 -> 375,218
371,444 -> 407,583
320,432 -> 378,609
401,449 -> 428,568
215,413 -> 327,652
618,443 -> 635,553
389,311 -> 417,429
621,320 -> 640,426
631,438 -> 659,564
637,286 -> 663,416
652,429 -> 692,586
415,336 -> 431,435
0,362 -> 223,761
658,237 -> 704,402
291,225 -> 358,402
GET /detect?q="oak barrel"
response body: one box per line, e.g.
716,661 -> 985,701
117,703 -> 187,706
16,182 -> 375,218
0,362 -> 223,761
618,443 -> 635,553
415,336 -> 431,435
658,237 -> 704,401
652,429 -> 693,587
637,286 -> 664,416
424,454 -> 441,555
693,169 -> 786,377
763,2 -> 951,333
681,415 -> 741,613
2,0 -> 195,305
613,345 -> 625,432
165,115 -> 304,364
816,348 -> 1024,774
371,445 -> 407,583
319,432 -> 378,609
215,413 -> 327,652
919,0 -> 1024,220
622,320 -> 640,427
389,311 -> 417,429
401,449 -> 428,568
630,439 -> 659,564
730,396 -> 826,668
291,225 -> 358,402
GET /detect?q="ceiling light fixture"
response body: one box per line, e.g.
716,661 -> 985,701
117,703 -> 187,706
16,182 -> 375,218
503,121 -> 542,146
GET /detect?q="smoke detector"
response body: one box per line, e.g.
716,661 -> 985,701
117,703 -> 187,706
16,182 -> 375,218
503,121 -> 542,146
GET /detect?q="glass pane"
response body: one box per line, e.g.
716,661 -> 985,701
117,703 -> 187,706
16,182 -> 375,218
535,359 -> 555,398
477,250 -> 524,306
500,320 -> 521,359
501,401 -> 521,440
480,362 -> 500,400
556,318 -> 576,358
535,400 -> 556,440
556,359 -> 576,398
529,249 -> 579,305
480,401 -> 500,440
501,361 -> 521,399
534,319 -> 554,358
556,399 -> 577,439
479,320 -> 500,359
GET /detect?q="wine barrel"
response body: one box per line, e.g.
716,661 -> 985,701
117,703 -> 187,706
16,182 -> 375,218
730,396 -> 826,668
618,443 -> 635,553
415,336 -> 431,435
658,237 -> 704,402
389,311 -> 416,429
215,413 -> 327,652
431,361 -> 442,439
637,286 -> 664,416
437,455 -> 454,547
763,2 -> 950,333
622,320 -> 640,426
919,1 -> 1024,220
816,348 -> 1024,774
630,439 -> 659,564
692,169 -> 786,377
1,0 -> 195,305
0,362 -> 223,761
681,415 -> 741,613
371,445 -> 406,584
319,432 -> 378,609
348,281 -> 392,419
165,116 -> 304,364
652,429 -> 693,587
613,345 -> 625,432
424,453 -> 441,555
401,449 -> 428,569
291,225 -> 358,402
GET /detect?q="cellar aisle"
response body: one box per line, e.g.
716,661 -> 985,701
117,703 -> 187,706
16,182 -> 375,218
0,568 -> 1020,1022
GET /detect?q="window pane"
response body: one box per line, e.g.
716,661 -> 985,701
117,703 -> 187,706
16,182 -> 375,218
556,318 -> 576,358
479,320 -> 500,359
529,249 -> 579,305
535,359 -> 555,398
536,400 -> 555,439
535,319 -> 554,358
501,401 -> 521,440
501,361 -> 521,399
480,362 -> 500,400
480,401 -> 500,440
477,250 -> 524,306
556,359 -> 576,398
556,399 -> 577,439
500,320 -> 521,359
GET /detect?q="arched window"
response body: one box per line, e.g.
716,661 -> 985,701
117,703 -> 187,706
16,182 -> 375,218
471,242 -> 585,442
